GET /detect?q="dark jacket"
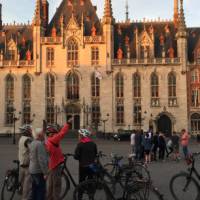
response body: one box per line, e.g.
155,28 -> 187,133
74,138 -> 97,167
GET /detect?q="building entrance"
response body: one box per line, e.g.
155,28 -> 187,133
157,114 -> 172,136
66,104 -> 80,130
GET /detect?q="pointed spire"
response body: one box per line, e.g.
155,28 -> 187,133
178,0 -> 186,32
125,0 -> 129,22
33,0 -> 41,26
174,0 -> 179,28
103,0 -> 114,24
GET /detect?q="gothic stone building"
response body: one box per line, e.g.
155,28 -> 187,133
0,0 -> 199,135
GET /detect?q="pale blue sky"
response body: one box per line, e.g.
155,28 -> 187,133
0,0 -> 199,27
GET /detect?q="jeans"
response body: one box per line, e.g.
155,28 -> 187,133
30,174 -> 46,200
182,146 -> 188,158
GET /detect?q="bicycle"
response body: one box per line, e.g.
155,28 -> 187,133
73,151 -> 164,200
60,153 -> 77,199
1,160 -> 21,200
169,152 -> 200,200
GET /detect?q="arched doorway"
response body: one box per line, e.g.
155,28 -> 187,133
65,104 -> 80,130
157,114 -> 172,136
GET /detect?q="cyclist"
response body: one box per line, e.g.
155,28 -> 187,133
45,118 -> 72,200
29,128 -> 48,200
74,129 -> 97,183
18,125 -> 33,200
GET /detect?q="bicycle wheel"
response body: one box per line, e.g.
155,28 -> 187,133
60,172 -> 70,200
169,172 -> 200,200
73,179 -> 112,200
1,174 -> 17,200
127,185 -> 163,200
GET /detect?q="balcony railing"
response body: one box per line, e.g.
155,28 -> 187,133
41,37 -> 62,44
0,60 -> 34,67
84,36 -> 105,44
112,58 -> 180,65
168,98 -> 178,107
151,98 -> 160,107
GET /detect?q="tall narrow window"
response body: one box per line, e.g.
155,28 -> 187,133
191,89 -> 199,107
133,104 -> 141,125
47,47 -> 54,67
151,73 -> 159,107
22,75 -> 31,124
91,47 -> 99,65
67,39 -> 78,66
5,74 -> 14,125
191,113 -> 200,135
116,73 -> 124,98
191,70 -> 199,83
133,73 -> 141,98
168,72 -> 177,106
91,104 -> 100,126
116,73 -> 124,124
66,72 -> 79,100
46,73 -> 55,124
91,73 -> 100,98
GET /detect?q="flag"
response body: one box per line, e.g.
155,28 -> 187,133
95,70 -> 103,80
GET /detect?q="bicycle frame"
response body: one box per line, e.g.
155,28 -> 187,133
187,156 -> 200,183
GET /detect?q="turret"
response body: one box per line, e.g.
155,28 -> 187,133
103,0 -> 115,72
42,0 -> 49,30
176,0 -> 187,72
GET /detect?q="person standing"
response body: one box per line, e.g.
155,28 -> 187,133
130,131 -> 136,155
181,129 -> 190,159
18,125 -> 33,200
152,132 -> 159,161
171,131 -> 180,161
45,119 -> 72,200
29,128 -> 48,200
74,129 -> 97,183
135,130 -> 142,160
144,133 -> 152,164
158,132 -> 166,161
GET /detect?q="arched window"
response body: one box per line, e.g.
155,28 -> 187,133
66,72 -> 79,100
91,73 -> 100,97
67,39 -> 78,66
22,75 -> 31,124
168,73 -> 176,97
151,73 -> 159,107
116,73 -> 124,98
133,73 -> 141,98
5,74 -> 14,125
191,113 -> 200,135
46,73 -> 55,124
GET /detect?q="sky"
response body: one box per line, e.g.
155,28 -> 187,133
0,0 -> 200,27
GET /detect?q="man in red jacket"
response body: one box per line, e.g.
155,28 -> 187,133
45,119 -> 72,200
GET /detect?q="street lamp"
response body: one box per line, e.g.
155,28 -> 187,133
101,113 -> 109,139
12,109 -> 21,145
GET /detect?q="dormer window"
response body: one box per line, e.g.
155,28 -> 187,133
7,38 -> 17,60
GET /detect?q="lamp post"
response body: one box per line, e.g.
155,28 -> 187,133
12,109 -> 21,145
101,113 -> 109,139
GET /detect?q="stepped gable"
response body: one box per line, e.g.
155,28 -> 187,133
48,0 -> 102,36
187,27 -> 200,62
0,24 -> 33,59
114,21 -> 178,59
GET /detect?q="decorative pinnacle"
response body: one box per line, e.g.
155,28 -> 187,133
33,0 -> 41,25
178,0 -> 186,32
174,0 -> 179,27
103,0 -> 114,24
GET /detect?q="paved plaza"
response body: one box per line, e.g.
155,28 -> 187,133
0,137 -> 200,200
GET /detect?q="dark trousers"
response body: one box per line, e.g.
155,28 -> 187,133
159,147 -> 165,160
79,166 -> 94,183
153,146 -> 158,160
31,174 -> 46,200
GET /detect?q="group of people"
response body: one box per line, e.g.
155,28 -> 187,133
130,129 -> 190,164
18,118 -> 97,200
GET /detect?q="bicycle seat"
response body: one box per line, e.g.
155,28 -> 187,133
114,155 -> 123,162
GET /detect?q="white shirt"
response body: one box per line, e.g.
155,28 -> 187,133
130,133 -> 135,146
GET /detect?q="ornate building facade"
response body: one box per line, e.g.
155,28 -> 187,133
0,0 -> 199,135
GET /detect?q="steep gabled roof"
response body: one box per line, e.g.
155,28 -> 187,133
47,0 -> 102,36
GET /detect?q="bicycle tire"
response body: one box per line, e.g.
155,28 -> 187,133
169,172 -> 200,200
127,185 -> 164,200
1,174 -> 17,200
73,179 -> 112,200
60,172 -> 70,200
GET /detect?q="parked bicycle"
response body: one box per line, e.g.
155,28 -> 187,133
1,160 -> 21,200
60,153 -> 77,199
73,151 -> 163,200
169,152 -> 200,200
